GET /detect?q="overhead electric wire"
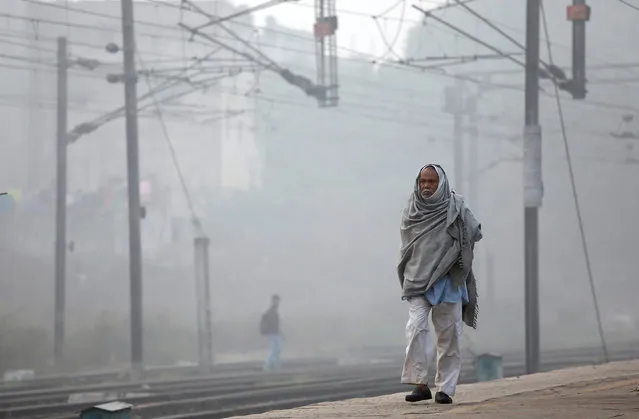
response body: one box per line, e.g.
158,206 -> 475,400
19,0 -> 404,66
1,44 -> 632,128
400,7 -> 639,115
180,0 -> 280,70
4,7 -> 380,71
0,95 -> 220,121
458,61 -> 639,76
617,0 -> 639,12
0,61 -> 54,73
291,0 -> 478,22
0,53 -> 241,83
0,28 -> 187,63
412,4 -> 526,69
0,10 -> 212,50
63,48 -> 224,143
0,52 -> 55,66
0,3 -> 567,93
0,42 -> 231,81
20,0 -> 472,75
406,52 -> 524,63
452,0 -> 555,73
148,0 -> 425,59
137,53 -> 201,231
540,0 -> 609,362
0,28 -> 249,74
0,37 -> 58,54
20,0 -> 624,83
12,1 -> 639,125
455,1 -> 639,82
0,62 -> 502,128
0,35 -> 515,128
183,0 -> 296,31
441,0 -> 639,101
0,23 -> 515,110
372,0 -> 407,61
2,43 -> 633,122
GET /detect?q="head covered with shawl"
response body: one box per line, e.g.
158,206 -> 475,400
409,164 -> 452,220
398,164 -> 482,328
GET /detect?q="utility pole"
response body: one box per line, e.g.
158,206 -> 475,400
26,0 -> 44,191
313,0 -> 339,107
444,79 -> 465,193
486,249 -> 495,306
54,36 -> 68,367
120,0 -> 144,376
567,0 -> 590,99
524,0 -> 542,375
194,236 -> 213,371
453,102 -> 463,194
466,95 -> 479,211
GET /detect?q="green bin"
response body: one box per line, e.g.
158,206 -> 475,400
475,353 -> 503,382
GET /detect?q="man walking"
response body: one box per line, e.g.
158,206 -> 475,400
398,164 -> 482,404
260,294 -> 282,371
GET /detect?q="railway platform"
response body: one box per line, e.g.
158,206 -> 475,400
232,359 -> 639,418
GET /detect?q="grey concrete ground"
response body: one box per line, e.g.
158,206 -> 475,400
232,359 -> 639,418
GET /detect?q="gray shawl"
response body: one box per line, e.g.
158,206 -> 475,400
397,165 -> 483,329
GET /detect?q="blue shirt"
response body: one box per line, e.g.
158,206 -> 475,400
424,274 -> 469,306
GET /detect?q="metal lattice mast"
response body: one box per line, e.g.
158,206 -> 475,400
314,0 -> 339,107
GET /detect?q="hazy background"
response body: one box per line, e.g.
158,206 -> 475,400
1,0 -> 638,374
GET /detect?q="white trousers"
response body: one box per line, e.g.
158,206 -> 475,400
400,297 -> 463,396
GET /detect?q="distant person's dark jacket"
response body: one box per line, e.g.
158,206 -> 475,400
260,307 -> 280,335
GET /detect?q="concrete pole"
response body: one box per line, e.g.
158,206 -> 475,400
571,0 -> 587,99
120,0 -> 144,375
53,36 -> 68,367
523,0 -> 543,375
194,236 -> 214,370
446,79 -> 465,193
467,98 -> 479,211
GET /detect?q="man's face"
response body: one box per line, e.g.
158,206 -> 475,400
418,166 -> 439,198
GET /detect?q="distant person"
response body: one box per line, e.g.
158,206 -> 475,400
260,294 -> 282,371
397,164 -> 482,404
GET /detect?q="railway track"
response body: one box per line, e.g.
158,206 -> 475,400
0,364 -> 391,409
0,344 -> 635,419
0,358 -> 337,393
5,340 -> 632,393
